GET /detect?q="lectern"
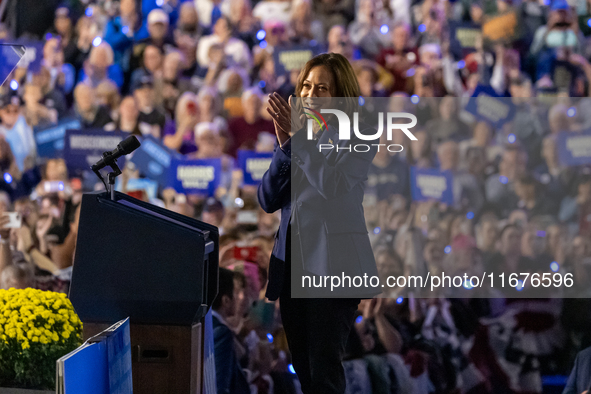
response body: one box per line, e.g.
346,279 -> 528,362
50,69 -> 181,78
69,191 -> 219,394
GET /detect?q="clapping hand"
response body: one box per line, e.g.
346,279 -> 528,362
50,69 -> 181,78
266,93 -> 305,147
35,215 -> 53,255
14,226 -> 32,254
363,297 -> 385,320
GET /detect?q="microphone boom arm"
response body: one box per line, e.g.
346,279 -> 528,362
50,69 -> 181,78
90,135 -> 141,201
94,150 -> 123,201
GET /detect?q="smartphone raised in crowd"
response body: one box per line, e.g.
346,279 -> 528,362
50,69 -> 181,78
3,212 -> 22,229
44,181 -> 63,193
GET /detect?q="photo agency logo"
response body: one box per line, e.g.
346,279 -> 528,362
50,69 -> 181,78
304,107 -> 418,153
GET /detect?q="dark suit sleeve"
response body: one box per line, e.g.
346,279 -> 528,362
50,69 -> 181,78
214,325 -> 236,394
563,353 -> 580,394
289,128 -> 377,200
257,138 -> 291,213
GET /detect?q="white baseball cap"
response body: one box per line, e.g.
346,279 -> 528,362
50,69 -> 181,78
195,122 -> 220,139
419,43 -> 441,58
148,9 -> 169,25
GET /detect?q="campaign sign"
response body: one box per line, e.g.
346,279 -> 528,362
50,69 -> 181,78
273,43 -> 323,76
35,118 -> 81,159
105,318 -> 133,394
63,129 -> 126,171
129,135 -> 181,186
14,39 -> 44,73
482,10 -> 522,46
464,85 -> 515,128
203,309 -> 217,394
168,157 -> 221,196
556,129 -> 591,166
0,43 -> 25,86
449,22 -> 480,59
410,166 -> 454,205
237,150 -> 272,186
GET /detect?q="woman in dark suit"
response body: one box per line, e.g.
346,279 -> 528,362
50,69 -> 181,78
258,52 -> 380,394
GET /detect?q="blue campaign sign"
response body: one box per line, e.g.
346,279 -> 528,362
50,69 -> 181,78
410,166 -> 454,205
203,309 -> 217,394
0,43 -> 25,86
237,150 -> 272,186
273,43 -> 324,76
105,318 -> 133,394
168,157 -> 222,196
60,340 -> 109,394
464,85 -> 515,128
14,39 -> 44,73
34,118 -> 81,159
58,317 -> 131,394
129,135 -> 181,186
63,129 -> 126,171
448,22 -> 480,59
556,129 -> 591,166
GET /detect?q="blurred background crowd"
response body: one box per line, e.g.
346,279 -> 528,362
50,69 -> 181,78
2,0 -> 591,392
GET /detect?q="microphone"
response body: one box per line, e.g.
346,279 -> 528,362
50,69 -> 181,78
91,135 -> 141,172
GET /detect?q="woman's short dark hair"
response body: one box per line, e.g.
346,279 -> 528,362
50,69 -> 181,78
500,223 -> 520,239
216,15 -> 235,35
295,53 -> 360,98
212,268 -> 234,311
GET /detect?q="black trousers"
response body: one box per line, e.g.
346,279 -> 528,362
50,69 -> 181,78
279,223 -> 360,394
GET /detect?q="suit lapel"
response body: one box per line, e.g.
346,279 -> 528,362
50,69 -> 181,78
291,124 -> 338,195
317,124 -> 338,162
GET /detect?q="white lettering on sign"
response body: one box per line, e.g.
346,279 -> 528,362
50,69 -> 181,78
70,135 -> 122,150
177,165 -> 215,189
417,175 -> 447,198
246,158 -> 272,180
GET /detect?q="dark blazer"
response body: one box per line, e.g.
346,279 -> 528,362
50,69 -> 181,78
563,346 -> 591,394
212,313 -> 250,394
258,119 -> 380,300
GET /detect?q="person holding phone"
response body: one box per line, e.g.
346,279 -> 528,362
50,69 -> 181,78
162,92 -> 200,154
258,52 -> 380,393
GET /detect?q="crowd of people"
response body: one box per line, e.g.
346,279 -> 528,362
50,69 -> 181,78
2,0 -> 591,392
